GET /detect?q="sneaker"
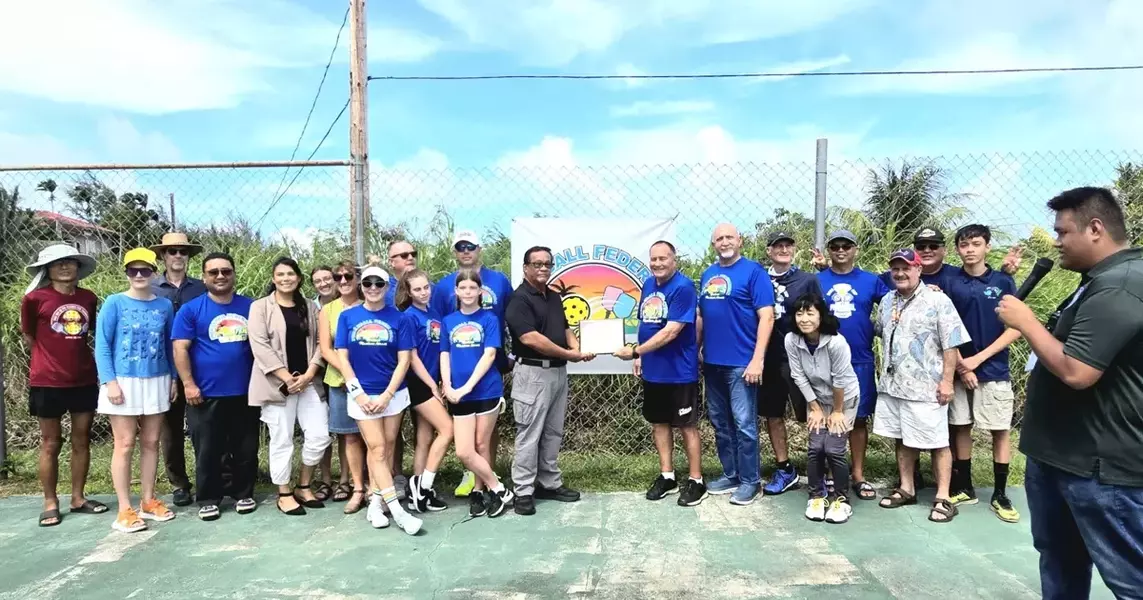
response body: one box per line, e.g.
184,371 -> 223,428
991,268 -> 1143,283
112,508 -> 147,533
514,494 -> 536,515
763,466 -> 799,495
455,471 -> 476,498
949,488 -> 979,506
486,488 -> 515,518
394,475 -> 410,501
990,494 -> 1020,523
706,474 -> 739,495
805,497 -> 827,522
422,487 -> 448,512
646,475 -> 679,501
410,475 -> 425,513
825,496 -> 853,524
389,504 -> 423,535
468,491 -> 487,517
368,494 -> 389,529
139,499 -> 175,522
677,479 -> 709,507
236,498 -> 257,515
198,505 -> 220,521
172,488 -> 194,507
535,485 -> 580,502
729,483 -> 761,506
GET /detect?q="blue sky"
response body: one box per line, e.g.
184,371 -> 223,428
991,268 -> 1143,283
2,0 -> 1142,253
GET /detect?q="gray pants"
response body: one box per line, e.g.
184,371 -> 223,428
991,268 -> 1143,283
510,364 -> 569,497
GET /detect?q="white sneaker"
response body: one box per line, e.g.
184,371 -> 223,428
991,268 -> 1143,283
368,494 -> 389,529
805,497 -> 827,522
410,475 -> 425,513
389,504 -> 423,536
825,497 -> 853,524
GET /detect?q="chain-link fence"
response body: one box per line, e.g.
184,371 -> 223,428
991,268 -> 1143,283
3,149 -> 1141,478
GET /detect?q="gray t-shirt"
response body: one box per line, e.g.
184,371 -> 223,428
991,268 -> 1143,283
875,284 -> 970,402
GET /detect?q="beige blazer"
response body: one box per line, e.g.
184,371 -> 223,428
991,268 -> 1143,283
247,295 -> 324,406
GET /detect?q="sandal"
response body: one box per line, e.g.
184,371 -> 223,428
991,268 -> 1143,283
277,492 -> 306,516
69,499 -> 110,514
313,481 -> 333,503
293,485 -> 325,509
343,489 -> 367,515
39,509 -> 62,527
929,499 -> 959,523
852,481 -> 876,501
332,482 -> 352,503
878,488 -> 917,509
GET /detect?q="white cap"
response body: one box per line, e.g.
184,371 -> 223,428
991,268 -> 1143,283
360,266 -> 391,283
453,229 -> 480,247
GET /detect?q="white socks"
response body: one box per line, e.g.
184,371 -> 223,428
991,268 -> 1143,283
662,472 -> 675,480
421,471 -> 436,489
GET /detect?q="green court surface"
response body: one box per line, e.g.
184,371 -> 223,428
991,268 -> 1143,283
0,487 -> 1113,600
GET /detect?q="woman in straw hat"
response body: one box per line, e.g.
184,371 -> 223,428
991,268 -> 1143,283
95,247 -> 178,533
21,244 -> 106,527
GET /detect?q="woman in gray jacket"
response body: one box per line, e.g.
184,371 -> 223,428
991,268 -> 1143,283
784,292 -> 860,524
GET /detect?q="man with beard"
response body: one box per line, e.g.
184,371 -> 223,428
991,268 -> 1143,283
150,232 -> 208,507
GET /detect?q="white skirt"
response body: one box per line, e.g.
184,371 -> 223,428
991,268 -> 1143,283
98,375 -> 172,416
347,388 -> 410,421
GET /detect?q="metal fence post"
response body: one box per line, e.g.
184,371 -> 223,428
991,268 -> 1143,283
0,339 -> 8,479
814,138 -> 828,249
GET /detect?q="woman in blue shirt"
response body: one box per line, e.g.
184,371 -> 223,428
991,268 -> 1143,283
396,268 -> 453,513
94,248 -> 177,533
440,269 -> 514,518
336,264 -> 422,535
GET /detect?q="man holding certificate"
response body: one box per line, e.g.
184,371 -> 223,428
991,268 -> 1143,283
505,246 -> 595,516
616,241 -> 706,507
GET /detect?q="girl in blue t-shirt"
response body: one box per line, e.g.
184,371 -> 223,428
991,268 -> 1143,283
440,269 -> 514,518
395,268 -> 454,513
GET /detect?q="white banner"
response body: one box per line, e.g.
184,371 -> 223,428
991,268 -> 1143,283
510,217 -> 676,374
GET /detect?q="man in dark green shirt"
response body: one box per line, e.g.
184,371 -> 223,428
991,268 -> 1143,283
996,186 -> 1143,600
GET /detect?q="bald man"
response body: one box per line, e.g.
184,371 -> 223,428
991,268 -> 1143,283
696,224 -> 776,506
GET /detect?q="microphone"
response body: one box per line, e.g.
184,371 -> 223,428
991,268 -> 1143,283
1015,257 -> 1055,301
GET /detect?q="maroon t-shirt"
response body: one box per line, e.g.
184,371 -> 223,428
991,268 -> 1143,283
20,286 -> 99,388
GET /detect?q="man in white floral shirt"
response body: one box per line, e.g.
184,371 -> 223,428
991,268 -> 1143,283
873,249 -> 970,524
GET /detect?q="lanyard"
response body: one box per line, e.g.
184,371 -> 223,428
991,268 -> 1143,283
886,289 -> 920,374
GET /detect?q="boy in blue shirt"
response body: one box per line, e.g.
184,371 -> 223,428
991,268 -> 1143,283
945,224 -> 1022,523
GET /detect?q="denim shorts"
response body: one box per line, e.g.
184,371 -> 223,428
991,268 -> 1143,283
326,385 -> 360,435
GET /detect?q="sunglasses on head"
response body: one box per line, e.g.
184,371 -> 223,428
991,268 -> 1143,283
126,266 -> 154,278
361,278 -> 387,289
828,243 -> 854,252
389,251 -> 418,260
915,244 -> 943,252
455,242 -> 478,252
166,248 -> 190,256
332,272 -> 355,282
206,268 -> 234,277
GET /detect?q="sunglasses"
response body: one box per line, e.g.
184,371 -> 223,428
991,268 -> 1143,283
389,251 -> 418,260
206,268 -> 234,277
332,273 -> 355,282
914,244 -> 943,252
166,248 -> 190,256
126,267 -> 154,278
361,278 -> 387,289
454,243 -> 478,252
528,261 -> 553,269
828,243 -> 854,252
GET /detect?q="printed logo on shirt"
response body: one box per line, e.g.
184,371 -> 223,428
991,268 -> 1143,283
480,285 -> 497,309
50,304 -> 90,337
773,280 -> 790,319
639,292 -> 668,322
449,322 -> 484,348
982,286 -> 1002,300
352,320 -> 394,346
208,313 -> 249,343
702,275 -> 732,300
825,283 -> 858,319
427,319 -> 441,343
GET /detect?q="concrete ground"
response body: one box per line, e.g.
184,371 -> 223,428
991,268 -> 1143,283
0,487 -> 1113,600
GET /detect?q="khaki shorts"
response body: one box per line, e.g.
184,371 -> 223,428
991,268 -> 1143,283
872,393 -> 949,450
949,380 -> 1014,430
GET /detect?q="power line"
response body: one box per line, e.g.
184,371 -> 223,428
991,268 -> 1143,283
368,64 -> 1143,82
270,6 -> 350,202
256,99 -> 350,229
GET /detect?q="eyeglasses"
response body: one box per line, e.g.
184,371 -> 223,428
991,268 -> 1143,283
332,273 -> 355,282
166,248 -> 189,256
455,243 -> 478,252
361,279 -> 387,289
828,243 -> 854,252
389,251 -> 418,260
206,268 -> 234,277
528,261 -> 553,269
126,267 -> 154,278
915,244 -> 943,252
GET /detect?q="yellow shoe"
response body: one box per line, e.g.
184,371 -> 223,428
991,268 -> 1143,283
948,489 -> 979,506
991,494 -> 1020,523
454,471 -> 475,498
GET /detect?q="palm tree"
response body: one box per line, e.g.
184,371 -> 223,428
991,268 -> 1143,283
36,178 -> 61,238
1114,162 -> 1143,245
863,160 -> 966,252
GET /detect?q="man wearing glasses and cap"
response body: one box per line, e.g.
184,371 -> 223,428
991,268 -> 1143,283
150,232 -> 208,507
874,226 -> 1022,291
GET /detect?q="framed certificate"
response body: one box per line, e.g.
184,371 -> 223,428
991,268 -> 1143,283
578,318 -> 626,355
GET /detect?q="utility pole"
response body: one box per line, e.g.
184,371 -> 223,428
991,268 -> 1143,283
169,192 -> 177,230
348,0 -> 370,265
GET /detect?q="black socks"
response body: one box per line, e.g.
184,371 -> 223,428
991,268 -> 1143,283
993,462 -> 1009,496
953,459 -> 972,492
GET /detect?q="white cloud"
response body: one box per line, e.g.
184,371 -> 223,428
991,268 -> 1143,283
613,63 -> 649,89
610,100 -> 715,118
744,55 -> 853,84
97,117 -> 181,163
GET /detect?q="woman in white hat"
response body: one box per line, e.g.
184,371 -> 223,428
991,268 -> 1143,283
21,244 -> 106,527
94,247 -> 178,533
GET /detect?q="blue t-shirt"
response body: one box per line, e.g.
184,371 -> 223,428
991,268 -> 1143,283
404,304 -> 442,381
440,309 -> 503,402
880,263 -> 957,291
637,271 -> 699,384
945,266 -> 1017,382
171,294 -> 254,397
383,275 -> 399,308
698,258 -> 775,367
431,266 -> 514,320
818,267 -> 890,364
94,293 -> 176,384
334,304 -> 415,395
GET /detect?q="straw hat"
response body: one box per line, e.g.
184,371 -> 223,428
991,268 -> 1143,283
150,232 -> 203,256
24,243 -> 97,295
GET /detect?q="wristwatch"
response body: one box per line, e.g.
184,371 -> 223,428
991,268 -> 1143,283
632,346 -> 640,359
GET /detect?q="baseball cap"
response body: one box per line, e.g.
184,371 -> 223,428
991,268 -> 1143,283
767,231 -> 796,246
888,248 -> 922,267
827,229 -> 858,245
453,229 -> 481,248
122,248 -> 158,268
360,265 -> 391,283
913,227 -> 945,246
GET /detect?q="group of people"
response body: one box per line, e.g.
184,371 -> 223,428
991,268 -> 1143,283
20,186 -> 1142,598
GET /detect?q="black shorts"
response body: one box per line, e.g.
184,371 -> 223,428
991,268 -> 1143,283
450,398 -> 501,417
758,361 -> 807,422
642,381 -> 700,427
406,376 -> 436,408
29,385 -> 98,419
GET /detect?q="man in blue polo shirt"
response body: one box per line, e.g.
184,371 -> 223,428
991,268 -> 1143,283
944,224 -> 1022,523
698,223 -> 775,505
815,229 -> 891,501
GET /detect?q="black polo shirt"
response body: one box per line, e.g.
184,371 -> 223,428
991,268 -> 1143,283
505,280 -> 569,361
1021,247 -> 1143,487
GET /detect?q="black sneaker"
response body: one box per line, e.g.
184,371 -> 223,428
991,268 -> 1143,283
486,488 -> 515,518
409,475 -> 425,513
468,491 -> 487,517
423,487 -> 448,512
514,494 -> 536,516
172,488 -> 194,507
646,475 -> 679,501
535,485 -> 581,502
678,479 -> 709,507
